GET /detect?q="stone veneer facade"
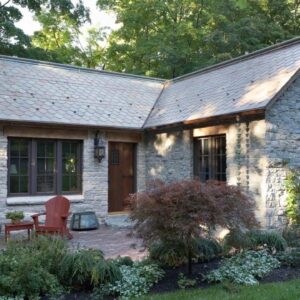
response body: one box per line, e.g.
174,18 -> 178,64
0,127 -> 146,224
143,75 -> 300,228
0,76 -> 299,227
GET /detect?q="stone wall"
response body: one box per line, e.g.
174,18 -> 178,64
193,121 -> 267,226
0,128 -> 110,224
144,130 -> 193,183
81,130 -> 108,221
264,76 -> 300,228
0,126 -> 147,224
0,126 -> 7,223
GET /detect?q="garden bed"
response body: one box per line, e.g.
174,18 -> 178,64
151,261 -> 300,295
49,260 -> 300,299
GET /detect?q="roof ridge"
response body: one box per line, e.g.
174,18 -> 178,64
0,55 -> 165,82
170,36 -> 300,83
142,81 -> 169,128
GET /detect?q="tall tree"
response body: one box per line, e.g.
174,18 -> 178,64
98,0 -> 300,79
0,0 -> 90,61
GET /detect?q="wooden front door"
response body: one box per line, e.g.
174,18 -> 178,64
108,142 -> 136,213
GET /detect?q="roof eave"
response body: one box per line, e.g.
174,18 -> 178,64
144,108 -> 266,132
0,119 -> 144,132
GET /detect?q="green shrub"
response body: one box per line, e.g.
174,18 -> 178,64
60,248 -> 121,288
276,251 -> 300,267
149,237 -> 223,267
149,240 -> 187,267
0,237 -> 122,298
193,237 -> 223,262
0,239 -> 63,299
114,256 -> 134,267
205,250 -> 280,285
223,229 -> 287,253
282,225 -> 300,247
284,169 -> 300,224
92,259 -> 121,286
249,230 -> 287,252
223,229 -> 253,251
107,262 -> 164,299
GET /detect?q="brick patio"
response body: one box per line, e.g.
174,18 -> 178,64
0,225 -> 147,260
70,226 -> 147,260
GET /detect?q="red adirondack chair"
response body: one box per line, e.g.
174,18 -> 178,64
31,196 -> 73,239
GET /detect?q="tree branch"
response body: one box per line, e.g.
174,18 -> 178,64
0,0 -> 11,9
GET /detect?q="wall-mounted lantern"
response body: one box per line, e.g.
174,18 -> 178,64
94,131 -> 105,162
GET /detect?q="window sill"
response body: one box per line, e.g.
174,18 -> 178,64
6,195 -> 84,206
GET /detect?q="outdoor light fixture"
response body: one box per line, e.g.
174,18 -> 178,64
94,131 -> 106,162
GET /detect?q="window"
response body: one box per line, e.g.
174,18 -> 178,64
8,138 -> 82,195
194,135 -> 226,182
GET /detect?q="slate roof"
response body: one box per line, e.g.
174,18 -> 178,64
145,38 -> 300,128
0,57 -> 164,129
0,38 -> 300,130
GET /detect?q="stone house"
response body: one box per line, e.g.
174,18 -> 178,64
0,38 -> 300,228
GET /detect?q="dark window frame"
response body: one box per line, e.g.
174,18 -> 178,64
194,135 -> 227,182
8,138 -> 83,196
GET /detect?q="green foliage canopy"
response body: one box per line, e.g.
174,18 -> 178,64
97,0 -> 300,78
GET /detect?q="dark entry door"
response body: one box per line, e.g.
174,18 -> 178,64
108,142 -> 136,212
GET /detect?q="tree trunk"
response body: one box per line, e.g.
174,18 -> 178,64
188,248 -> 192,275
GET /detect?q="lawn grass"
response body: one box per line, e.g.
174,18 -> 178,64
142,279 -> 300,300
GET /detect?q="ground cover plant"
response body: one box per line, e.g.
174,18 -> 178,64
129,179 -> 258,274
205,250 -> 281,285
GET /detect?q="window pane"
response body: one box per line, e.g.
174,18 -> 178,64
9,139 -> 29,194
196,135 -> 226,183
20,158 -> 29,175
62,143 -> 70,156
19,176 -> 28,193
36,141 -> 55,193
10,176 -> 19,193
61,141 -> 81,193
19,142 -> 28,157
37,175 -> 54,193
204,139 -> 209,155
46,143 -> 55,157
37,142 -> 45,157
70,175 -> 78,191
10,158 -> 19,175
63,157 -> 77,173
62,175 -> 70,191
10,140 -> 19,157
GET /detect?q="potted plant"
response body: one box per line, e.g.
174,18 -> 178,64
5,211 -> 25,224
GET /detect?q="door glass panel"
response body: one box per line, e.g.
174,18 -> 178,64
111,149 -> 120,165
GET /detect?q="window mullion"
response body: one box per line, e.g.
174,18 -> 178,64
31,140 -> 37,195
57,141 -> 62,194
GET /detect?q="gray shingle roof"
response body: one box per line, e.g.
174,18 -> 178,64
145,39 -> 300,128
0,38 -> 300,130
0,57 -> 163,129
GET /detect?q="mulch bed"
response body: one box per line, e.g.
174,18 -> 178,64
46,260 -> 300,299
150,260 -> 300,295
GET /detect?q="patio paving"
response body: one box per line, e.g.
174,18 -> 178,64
0,225 -> 148,260
70,225 -> 147,260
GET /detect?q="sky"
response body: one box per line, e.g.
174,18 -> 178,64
16,0 -> 118,36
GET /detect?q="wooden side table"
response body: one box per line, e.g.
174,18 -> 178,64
5,222 -> 34,242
